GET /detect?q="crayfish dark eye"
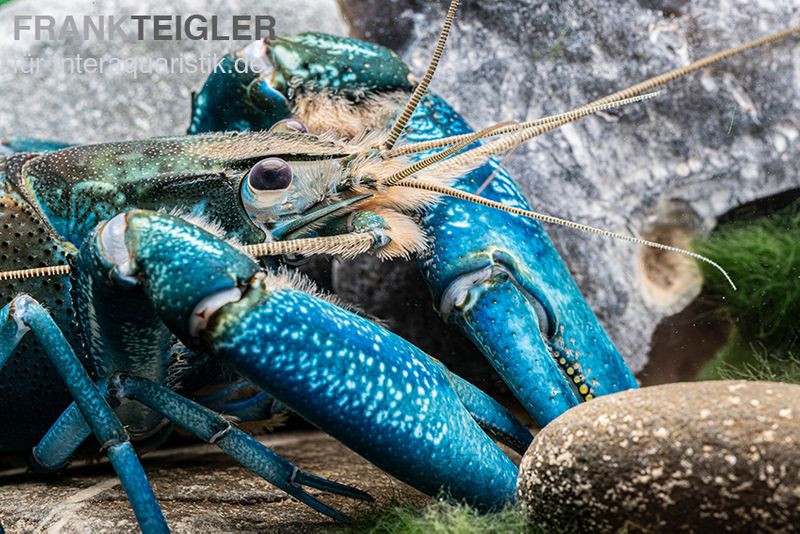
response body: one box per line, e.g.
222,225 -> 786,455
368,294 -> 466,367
248,158 -> 293,192
269,118 -> 308,134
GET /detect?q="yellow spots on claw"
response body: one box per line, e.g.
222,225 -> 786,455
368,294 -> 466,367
554,352 -> 594,402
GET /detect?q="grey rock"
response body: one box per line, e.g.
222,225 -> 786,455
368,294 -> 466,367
0,0 -> 347,143
518,381 -> 800,532
338,0 -> 420,49
336,0 -> 800,373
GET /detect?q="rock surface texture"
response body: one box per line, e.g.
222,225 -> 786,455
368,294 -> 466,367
336,0 -> 800,373
518,381 -> 800,532
0,432 -> 427,533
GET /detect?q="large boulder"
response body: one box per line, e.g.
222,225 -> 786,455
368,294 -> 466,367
518,381 -> 800,531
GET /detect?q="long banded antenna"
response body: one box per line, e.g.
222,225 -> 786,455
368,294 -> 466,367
397,178 -> 736,290
241,233 -> 376,259
0,234 -> 378,282
585,25 -> 799,107
385,121 -> 517,186
381,0 -> 460,151
385,25 -> 800,157
386,105 -> 609,158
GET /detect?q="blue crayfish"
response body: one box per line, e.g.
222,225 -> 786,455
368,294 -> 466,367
0,1 -> 796,531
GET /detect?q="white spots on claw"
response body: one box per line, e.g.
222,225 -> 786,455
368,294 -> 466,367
214,286 -> 501,473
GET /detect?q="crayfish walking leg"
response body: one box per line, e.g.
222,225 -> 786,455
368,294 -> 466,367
33,373 -> 373,522
0,295 -> 168,534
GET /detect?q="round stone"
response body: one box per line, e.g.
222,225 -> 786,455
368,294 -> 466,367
518,381 -> 800,532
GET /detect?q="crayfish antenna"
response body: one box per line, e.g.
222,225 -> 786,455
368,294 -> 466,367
394,179 -> 737,290
385,121 -> 517,186
0,264 -> 71,281
0,234 -> 379,282
384,92 -> 662,184
380,0 -> 460,151
386,25 -> 800,158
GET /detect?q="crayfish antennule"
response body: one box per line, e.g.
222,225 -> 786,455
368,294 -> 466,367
433,92 -> 663,174
387,25 -> 800,159
241,232 -> 376,259
384,121 -> 515,186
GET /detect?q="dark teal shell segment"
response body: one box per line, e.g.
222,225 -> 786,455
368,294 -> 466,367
19,138 -> 265,247
189,54 -> 293,134
0,161 -> 83,451
269,33 -> 412,96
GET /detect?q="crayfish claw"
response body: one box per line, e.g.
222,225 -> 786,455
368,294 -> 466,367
294,469 -> 375,502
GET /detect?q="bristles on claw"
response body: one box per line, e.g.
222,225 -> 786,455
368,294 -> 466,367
396,179 -> 737,290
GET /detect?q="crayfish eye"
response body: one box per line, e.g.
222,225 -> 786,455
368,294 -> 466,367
269,118 -> 308,134
248,158 -> 293,193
